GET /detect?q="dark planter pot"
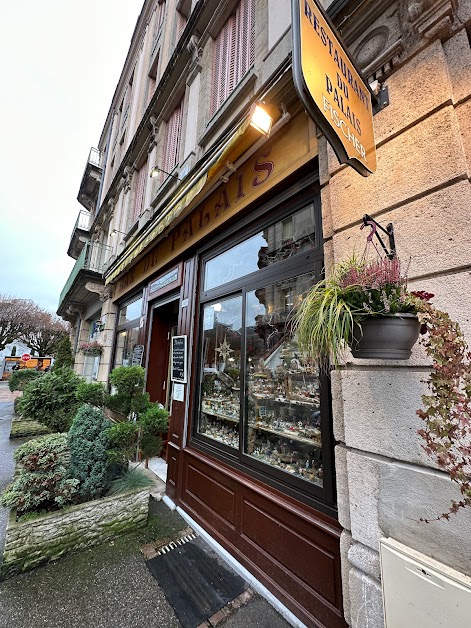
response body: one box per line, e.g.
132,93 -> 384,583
351,313 -> 420,359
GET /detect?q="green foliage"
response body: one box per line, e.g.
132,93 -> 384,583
8,369 -> 42,392
68,405 -> 112,501
108,366 -> 148,416
107,468 -> 154,496
0,433 -> 79,515
17,367 -> 82,432
52,335 -> 74,370
76,381 -> 107,408
139,404 -> 169,433
417,303 -> 471,522
107,421 -> 139,467
140,433 -> 162,460
293,255 -> 421,369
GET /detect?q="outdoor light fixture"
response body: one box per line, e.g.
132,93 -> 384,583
111,229 -> 127,237
249,102 -> 273,137
149,165 -> 179,180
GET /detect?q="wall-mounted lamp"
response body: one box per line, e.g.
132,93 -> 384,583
111,229 -> 127,237
149,165 -> 180,180
249,102 -> 273,137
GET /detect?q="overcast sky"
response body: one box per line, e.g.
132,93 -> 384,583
0,0 -> 144,314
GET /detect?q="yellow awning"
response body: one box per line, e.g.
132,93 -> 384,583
106,118 -> 259,286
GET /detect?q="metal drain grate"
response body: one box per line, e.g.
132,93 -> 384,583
157,533 -> 197,555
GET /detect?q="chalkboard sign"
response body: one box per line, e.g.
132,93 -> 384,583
131,344 -> 145,366
171,336 -> 187,383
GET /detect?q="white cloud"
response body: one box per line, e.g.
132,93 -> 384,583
0,0 -> 144,313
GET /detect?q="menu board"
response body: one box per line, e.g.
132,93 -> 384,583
171,336 -> 187,383
131,344 -> 145,366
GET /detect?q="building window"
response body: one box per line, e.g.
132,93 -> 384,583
210,0 -> 255,116
195,195 -> 333,504
161,101 -> 183,181
113,295 -> 143,368
132,161 -> 148,223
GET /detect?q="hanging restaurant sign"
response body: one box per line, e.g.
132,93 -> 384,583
292,0 -> 377,176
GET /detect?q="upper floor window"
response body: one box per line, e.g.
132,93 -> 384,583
132,161 -> 148,223
210,0 -> 255,116
161,101 -> 183,180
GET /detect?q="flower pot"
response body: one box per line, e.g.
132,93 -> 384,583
350,313 -> 420,359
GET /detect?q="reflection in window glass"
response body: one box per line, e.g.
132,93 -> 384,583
114,327 -> 140,368
198,296 -> 242,449
204,203 -> 316,290
245,273 -> 323,487
118,297 -> 143,325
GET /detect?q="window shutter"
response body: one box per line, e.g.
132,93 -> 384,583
132,162 -> 147,223
162,102 -> 182,180
157,0 -> 166,29
147,76 -> 156,107
176,12 -> 187,40
210,0 -> 254,117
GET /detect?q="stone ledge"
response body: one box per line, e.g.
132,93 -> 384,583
1,488 -> 150,580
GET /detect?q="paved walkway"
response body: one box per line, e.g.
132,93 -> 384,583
0,382 -> 293,628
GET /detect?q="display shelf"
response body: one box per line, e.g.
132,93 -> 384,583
202,407 -> 240,424
248,422 -> 321,447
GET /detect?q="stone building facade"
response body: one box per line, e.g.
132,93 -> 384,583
58,1 -> 471,626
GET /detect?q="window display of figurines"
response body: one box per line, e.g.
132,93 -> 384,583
247,427 -> 323,486
198,295 -> 242,449
244,275 -> 323,485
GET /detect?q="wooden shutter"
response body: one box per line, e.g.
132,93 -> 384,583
162,102 -> 182,180
157,0 -> 166,29
132,162 -> 147,222
210,0 -> 254,117
176,12 -> 187,40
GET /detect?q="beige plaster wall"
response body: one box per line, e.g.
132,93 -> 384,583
320,8 -> 471,625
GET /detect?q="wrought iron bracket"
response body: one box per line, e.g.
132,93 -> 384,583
361,214 -> 396,259
372,85 -> 390,115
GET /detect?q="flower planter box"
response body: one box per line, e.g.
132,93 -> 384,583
351,314 -> 421,359
0,488 -> 149,580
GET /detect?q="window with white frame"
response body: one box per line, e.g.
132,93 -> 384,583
161,101 -> 183,180
210,0 -> 255,116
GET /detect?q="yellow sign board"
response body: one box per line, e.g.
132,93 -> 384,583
292,0 -> 377,176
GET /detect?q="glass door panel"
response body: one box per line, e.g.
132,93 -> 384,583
244,273 -> 324,486
198,295 -> 242,449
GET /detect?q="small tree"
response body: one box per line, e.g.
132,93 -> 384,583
76,381 -> 107,408
108,366 -> 149,417
68,405 -> 112,501
53,335 -> 74,371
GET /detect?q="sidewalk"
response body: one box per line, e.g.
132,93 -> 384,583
0,382 -> 293,628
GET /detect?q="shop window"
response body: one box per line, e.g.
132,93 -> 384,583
210,0 -> 255,116
118,296 -> 143,325
204,202 -> 317,291
195,196 -> 332,503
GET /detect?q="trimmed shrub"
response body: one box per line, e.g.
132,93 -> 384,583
108,366 -> 149,416
52,335 -> 74,370
17,367 -> 82,432
139,403 -> 169,461
0,434 -> 78,516
76,381 -> 107,408
107,421 -> 139,468
68,405 -> 112,501
8,369 -> 42,392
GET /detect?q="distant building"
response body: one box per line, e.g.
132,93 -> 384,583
58,1 -> 471,626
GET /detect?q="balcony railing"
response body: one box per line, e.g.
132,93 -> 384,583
59,241 -> 111,308
88,147 -> 102,168
67,210 -> 92,259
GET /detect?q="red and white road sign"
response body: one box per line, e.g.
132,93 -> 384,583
21,353 -> 31,362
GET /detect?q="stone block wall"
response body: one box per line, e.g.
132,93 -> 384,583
320,1 -> 471,626
1,489 -> 149,579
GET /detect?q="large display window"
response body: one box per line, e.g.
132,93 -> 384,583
113,294 -> 143,369
194,195 -> 334,504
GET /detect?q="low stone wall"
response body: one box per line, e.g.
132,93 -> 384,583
1,489 -> 149,579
